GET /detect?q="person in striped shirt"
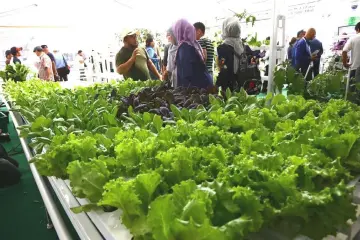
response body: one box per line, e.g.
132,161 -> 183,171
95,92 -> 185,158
194,22 -> 215,78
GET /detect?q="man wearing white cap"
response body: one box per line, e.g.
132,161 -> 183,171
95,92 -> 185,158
116,30 -> 161,81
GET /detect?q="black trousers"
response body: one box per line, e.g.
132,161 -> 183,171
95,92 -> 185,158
356,68 -> 360,83
297,64 -> 313,81
313,61 -> 320,77
57,67 -> 68,81
265,65 -> 269,76
350,69 -> 356,78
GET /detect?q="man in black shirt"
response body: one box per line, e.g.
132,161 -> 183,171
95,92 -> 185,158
41,45 -> 59,81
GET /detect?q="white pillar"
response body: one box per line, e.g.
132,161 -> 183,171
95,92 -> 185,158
267,0 -> 286,94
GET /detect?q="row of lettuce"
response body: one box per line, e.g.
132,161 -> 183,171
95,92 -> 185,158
4,79 -> 360,240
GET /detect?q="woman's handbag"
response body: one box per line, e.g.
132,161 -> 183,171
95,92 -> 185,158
62,55 -> 70,74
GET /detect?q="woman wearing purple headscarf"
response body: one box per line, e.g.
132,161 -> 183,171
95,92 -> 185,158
172,19 -> 213,89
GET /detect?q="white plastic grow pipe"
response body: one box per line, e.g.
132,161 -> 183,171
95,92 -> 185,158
277,15 -> 286,49
345,68 -> 352,100
268,0 -> 286,95
4,101 -> 72,240
267,0 -> 279,94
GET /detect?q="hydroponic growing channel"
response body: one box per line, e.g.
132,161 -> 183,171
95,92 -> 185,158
4,79 -> 360,240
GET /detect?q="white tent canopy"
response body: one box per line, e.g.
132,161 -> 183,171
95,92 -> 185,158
1,0 -> 222,31
0,0 -> 225,55
1,0 -> 359,44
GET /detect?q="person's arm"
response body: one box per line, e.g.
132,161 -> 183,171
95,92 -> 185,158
295,41 -> 310,66
217,45 -> 224,70
47,67 -> 52,78
52,61 -> 58,75
342,51 -> 350,68
203,48 -> 208,62
319,42 -> 324,56
117,57 -> 135,74
198,39 -> 207,61
162,64 -> 167,73
44,58 -> 52,80
342,39 -> 352,68
147,59 -> 161,80
116,49 -> 138,74
48,54 -> 58,75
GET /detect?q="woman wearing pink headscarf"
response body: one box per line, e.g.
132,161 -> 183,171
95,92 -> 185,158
172,19 -> 213,89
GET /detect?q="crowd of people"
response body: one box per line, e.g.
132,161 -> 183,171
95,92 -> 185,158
5,47 -> 22,66
116,18 -> 359,90
118,18 -> 358,92
288,28 -> 323,80
116,17 -> 256,91
289,22 -> 360,82
4,20 -> 360,88
4,45 -> 86,81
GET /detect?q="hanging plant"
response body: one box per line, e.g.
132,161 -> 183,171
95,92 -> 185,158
247,33 -> 262,47
235,10 -> 256,26
213,10 -> 258,47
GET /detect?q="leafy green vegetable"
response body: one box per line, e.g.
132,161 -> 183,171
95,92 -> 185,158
0,63 -> 30,82
5,78 -> 360,240
67,159 -> 111,203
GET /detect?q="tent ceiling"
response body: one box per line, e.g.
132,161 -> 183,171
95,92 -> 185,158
1,0 -> 359,28
1,0 -> 224,29
3,0 -> 354,29
0,0 -> 359,52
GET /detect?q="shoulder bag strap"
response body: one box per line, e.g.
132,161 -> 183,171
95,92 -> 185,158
62,55 -> 68,66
